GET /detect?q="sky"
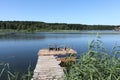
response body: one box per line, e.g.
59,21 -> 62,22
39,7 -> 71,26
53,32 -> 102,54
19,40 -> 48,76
0,0 -> 120,25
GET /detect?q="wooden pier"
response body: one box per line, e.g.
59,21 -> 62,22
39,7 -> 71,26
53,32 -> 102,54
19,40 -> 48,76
32,45 -> 76,80
32,56 -> 64,80
38,48 -> 76,56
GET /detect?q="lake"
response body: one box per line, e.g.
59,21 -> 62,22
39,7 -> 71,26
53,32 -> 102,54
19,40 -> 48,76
0,30 -> 120,73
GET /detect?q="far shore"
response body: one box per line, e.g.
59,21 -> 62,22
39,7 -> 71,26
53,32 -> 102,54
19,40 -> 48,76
0,29 -> 120,35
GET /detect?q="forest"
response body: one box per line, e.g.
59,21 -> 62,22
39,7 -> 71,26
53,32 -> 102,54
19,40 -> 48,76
0,21 -> 119,32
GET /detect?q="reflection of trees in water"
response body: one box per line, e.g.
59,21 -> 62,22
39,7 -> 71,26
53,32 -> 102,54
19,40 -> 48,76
0,33 -> 45,40
1,32 -> 120,40
0,32 -> 81,40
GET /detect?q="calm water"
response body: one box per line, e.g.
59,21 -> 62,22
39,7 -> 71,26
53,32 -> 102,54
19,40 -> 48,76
0,30 -> 120,72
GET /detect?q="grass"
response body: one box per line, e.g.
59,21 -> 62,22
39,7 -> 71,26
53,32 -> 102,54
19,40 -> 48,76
64,51 -> 120,80
64,38 -> 120,80
0,64 -> 32,80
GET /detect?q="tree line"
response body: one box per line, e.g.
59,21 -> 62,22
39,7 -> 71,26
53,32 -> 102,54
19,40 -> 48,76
0,21 -> 119,32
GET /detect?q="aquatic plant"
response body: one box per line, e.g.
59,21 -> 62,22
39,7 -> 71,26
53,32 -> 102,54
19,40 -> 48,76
64,38 -> 120,80
0,64 -> 32,80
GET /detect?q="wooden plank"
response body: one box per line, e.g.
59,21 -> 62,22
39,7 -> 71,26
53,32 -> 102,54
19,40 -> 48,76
32,56 -> 64,80
38,48 -> 76,56
32,48 -> 77,80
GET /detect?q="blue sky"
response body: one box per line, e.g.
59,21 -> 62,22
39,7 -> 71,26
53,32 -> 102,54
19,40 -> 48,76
0,0 -> 120,25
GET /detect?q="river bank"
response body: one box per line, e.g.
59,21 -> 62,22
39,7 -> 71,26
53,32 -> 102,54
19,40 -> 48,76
0,30 -> 120,35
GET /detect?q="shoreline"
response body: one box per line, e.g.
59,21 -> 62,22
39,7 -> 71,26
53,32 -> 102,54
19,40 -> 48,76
0,30 -> 120,35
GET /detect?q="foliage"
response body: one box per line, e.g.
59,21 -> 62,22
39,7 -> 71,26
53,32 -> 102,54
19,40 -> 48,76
64,39 -> 120,80
0,64 -> 32,80
0,21 -> 118,32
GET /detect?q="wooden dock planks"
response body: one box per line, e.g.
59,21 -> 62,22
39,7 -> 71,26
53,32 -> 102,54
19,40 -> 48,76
38,48 -> 76,56
32,56 -> 64,80
32,48 -> 76,80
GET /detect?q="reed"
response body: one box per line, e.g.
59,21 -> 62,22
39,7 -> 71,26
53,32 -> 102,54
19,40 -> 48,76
64,38 -> 120,80
0,64 -> 32,80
